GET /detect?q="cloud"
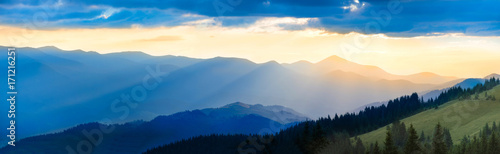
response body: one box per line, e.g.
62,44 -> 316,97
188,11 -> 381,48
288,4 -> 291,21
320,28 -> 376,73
0,0 -> 499,36
184,18 -> 221,27
343,0 -> 366,12
94,8 -> 120,20
244,17 -> 318,33
263,1 -> 271,7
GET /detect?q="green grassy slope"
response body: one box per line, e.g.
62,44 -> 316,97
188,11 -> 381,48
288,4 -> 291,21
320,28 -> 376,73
357,85 -> 500,146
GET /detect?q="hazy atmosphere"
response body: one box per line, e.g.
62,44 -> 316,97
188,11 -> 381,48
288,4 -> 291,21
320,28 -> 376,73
1,0 -> 499,154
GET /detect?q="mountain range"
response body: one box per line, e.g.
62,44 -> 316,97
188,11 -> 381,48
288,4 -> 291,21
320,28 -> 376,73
283,55 -> 458,84
0,46 -> 462,143
0,102 -> 306,153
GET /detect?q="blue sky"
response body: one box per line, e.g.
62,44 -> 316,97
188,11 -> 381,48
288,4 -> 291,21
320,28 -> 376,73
1,0 -> 499,37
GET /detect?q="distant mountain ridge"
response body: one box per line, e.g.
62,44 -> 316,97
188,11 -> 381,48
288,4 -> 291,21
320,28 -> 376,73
0,46 -> 467,143
284,55 -> 458,84
0,102 -> 305,153
484,73 -> 500,80
201,102 -> 309,124
421,74 -> 499,101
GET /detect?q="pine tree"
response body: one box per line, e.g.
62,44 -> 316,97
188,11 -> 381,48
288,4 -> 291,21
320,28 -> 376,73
373,141 -> 381,154
493,122 -> 498,133
299,122 -> 312,154
384,127 -> 398,154
472,136 -> 480,153
354,137 -> 365,154
481,130 -> 488,154
432,123 -> 447,154
443,128 -> 453,149
311,122 -> 328,153
420,131 -> 426,144
458,136 -> 469,154
487,131 -> 498,154
404,124 -> 421,154
484,123 -> 492,136
392,121 -> 408,148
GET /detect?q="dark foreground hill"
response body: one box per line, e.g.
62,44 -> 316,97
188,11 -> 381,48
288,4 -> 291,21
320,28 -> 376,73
0,102 -> 306,154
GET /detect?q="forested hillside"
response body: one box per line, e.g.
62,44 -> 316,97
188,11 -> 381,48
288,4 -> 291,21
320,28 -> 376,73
146,78 -> 500,153
359,78 -> 500,146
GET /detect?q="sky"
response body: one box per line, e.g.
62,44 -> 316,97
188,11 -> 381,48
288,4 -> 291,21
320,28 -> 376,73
0,0 -> 499,78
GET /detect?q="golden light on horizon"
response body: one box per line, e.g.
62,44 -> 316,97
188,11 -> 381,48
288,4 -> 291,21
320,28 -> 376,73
1,23 -> 499,78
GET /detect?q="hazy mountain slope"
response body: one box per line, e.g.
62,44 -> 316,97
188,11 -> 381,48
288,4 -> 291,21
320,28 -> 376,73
200,102 -> 309,124
352,76 -> 492,113
0,46 -> 445,142
284,55 -> 458,84
0,102 -> 304,153
357,85 -> 500,145
322,72 -> 435,94
315,55 -> 396,80
402,72 -> 458,85
0,46 -> 181,143
139,57 -> 259,113
283,60 -> 314,74
421,78 -> 487,100
484,73 -> 500,79
455,78 -> 485,89
327,73 -> 436,114
139,55 -> 205,68
418,78 -> 465,96
200,61 -> 322,113
283,55 -> 395,81
322,70 -> 435,104
103,51 -> 205,68
103,51 -> 156,62
201,62 -> 437,117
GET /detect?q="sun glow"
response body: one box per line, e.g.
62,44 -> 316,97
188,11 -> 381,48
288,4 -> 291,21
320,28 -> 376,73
1,19 -> 499,78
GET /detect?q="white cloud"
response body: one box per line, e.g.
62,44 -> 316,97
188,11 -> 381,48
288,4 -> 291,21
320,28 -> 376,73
131,24 -> 143,29
183,18 -> 222,27
243,17 -> 318,33
55,0 -> 64,7
254,17 -> 313,26
182,17 -> 317,33
181,13 -> 206,18
349,4 -> 359,11
343,1 -> 366,12
95,8 -> 120,20
263,1 -> 271,7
